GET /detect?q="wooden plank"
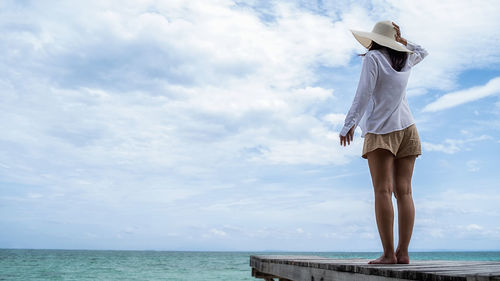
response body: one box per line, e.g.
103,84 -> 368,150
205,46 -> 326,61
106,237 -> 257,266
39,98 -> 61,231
250,255 -> 500,281
253,261 -> 401,281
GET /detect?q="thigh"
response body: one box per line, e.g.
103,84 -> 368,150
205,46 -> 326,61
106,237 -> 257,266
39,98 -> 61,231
367,148 -> 395,193
394,155 -> 417,196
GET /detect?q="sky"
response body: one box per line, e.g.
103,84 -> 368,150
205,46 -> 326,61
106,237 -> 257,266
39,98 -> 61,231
1,0 -> 499,252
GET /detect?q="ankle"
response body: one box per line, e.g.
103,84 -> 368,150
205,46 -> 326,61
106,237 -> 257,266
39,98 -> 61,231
383,252 -> 396,258
396,248 -> 408,256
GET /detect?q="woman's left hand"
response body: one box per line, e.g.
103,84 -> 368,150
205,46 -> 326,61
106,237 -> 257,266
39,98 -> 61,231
339,126 -> 355,146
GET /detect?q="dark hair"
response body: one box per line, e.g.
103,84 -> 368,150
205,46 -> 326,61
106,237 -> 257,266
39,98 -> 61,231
359,41 -> 408,72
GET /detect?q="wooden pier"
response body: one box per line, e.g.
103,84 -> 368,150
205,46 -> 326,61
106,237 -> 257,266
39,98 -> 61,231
250,255 -> 500,281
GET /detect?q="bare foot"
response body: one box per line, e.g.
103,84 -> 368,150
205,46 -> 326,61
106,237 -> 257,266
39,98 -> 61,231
395,249 -> 410,264
368,254 -> 397,264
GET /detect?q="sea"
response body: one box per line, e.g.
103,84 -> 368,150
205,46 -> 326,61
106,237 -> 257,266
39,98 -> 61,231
1,249 -> 499,280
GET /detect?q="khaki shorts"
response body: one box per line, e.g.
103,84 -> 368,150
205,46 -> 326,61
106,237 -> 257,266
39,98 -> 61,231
362,124 -> 422,159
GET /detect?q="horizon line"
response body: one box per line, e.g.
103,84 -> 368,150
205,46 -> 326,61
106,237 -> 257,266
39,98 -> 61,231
1,247 -> 500,252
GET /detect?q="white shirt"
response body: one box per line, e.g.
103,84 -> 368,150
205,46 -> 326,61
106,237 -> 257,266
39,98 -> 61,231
340,41 -> 428,137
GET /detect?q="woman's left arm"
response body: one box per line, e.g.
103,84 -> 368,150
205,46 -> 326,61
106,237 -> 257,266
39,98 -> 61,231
406,40 -> 429,66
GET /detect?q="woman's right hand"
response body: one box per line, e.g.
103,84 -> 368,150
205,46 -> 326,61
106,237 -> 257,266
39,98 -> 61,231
339,126 -> 355,146
392,22 -> 407,46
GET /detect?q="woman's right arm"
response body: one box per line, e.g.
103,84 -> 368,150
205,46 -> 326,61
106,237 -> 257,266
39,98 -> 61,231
392,22 -> 428,67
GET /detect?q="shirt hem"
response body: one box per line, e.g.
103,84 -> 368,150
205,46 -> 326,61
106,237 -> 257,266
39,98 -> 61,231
361,122 -> 415,138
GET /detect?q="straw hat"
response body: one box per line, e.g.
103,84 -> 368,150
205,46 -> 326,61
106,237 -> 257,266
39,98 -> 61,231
350,20 -> 413,53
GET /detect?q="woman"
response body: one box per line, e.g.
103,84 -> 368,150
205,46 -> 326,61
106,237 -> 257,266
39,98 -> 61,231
339,20 -> 428,264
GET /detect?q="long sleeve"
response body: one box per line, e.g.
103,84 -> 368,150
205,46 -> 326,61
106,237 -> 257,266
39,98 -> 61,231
406,40 -> 428,67
340,52 -> 378,137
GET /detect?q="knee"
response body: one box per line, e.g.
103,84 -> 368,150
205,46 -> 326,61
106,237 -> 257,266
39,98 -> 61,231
374,181 -> 393,196
394,183 -> 412,199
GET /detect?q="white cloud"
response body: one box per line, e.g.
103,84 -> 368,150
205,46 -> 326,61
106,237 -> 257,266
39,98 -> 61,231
250,134 -> 362,165
422,141 -> 459,154
465,224 -> 483,231
85,232 -> 98,239
0,0 -> 362,179
423,77 -> 500,112
466,160 -> 480,172
322,113 -> 346,126
26,193 -> 43,199
406,87 -> 427,97
422,135 -> 492,154
415,189 -> 500,243
209,228 -> 227,237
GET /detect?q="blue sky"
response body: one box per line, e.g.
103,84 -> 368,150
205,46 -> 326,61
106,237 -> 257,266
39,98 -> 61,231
1,0 -> 499,251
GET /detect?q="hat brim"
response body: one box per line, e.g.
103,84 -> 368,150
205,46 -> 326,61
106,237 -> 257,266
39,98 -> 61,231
350,29 -> 413,53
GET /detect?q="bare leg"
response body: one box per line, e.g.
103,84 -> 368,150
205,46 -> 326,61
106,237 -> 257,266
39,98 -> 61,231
367,148 -> 397,264
394,155 -> 417,264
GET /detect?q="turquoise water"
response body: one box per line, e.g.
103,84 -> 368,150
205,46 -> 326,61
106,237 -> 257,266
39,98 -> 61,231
1,249 -> 499,280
